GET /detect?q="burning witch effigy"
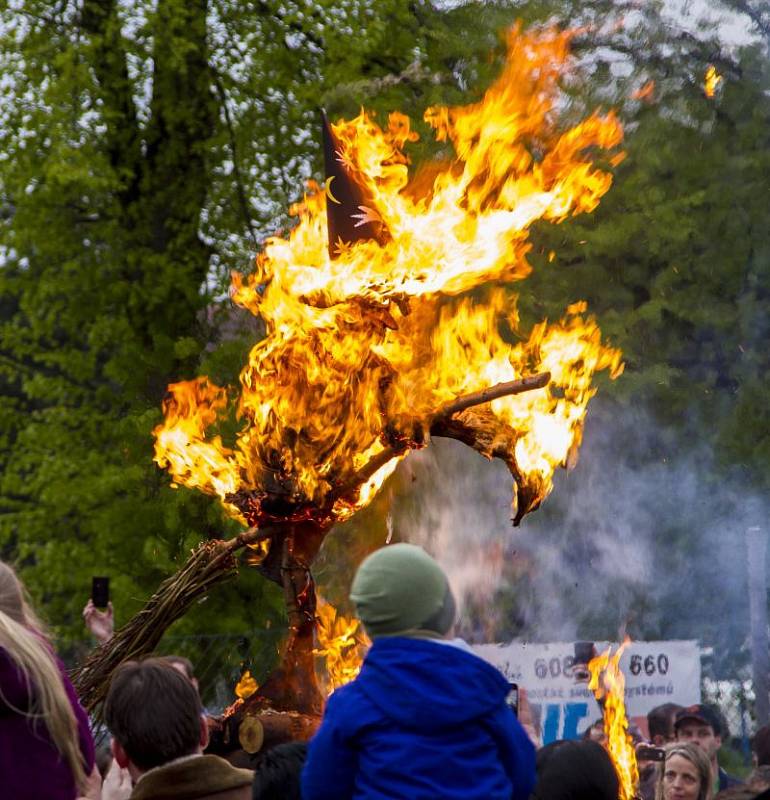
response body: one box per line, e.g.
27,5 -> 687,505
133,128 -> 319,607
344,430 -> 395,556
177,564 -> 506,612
75,24 -> 624,754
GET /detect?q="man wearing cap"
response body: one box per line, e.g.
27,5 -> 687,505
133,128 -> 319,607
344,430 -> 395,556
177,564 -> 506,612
674,703 -> 742,794
301,543 -> 536,800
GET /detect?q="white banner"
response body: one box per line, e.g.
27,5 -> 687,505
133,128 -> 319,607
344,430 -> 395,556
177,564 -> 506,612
473,640 -> 701,744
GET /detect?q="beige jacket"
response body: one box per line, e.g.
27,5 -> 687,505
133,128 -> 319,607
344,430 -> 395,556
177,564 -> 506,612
130,754 -> 253,800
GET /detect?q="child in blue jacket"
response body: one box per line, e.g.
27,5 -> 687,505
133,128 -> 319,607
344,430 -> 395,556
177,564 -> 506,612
301,543 -> 536,800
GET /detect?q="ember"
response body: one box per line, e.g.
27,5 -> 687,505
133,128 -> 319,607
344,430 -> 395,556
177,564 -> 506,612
589,641 -> 639,800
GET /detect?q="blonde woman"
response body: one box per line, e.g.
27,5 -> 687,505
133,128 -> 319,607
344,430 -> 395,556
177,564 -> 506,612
0,561 -> 95,799
656,742 -> 714,800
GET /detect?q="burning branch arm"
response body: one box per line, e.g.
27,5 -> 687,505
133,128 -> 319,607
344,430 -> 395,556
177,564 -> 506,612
432,372 -> 550,420
333,372 -> 550,518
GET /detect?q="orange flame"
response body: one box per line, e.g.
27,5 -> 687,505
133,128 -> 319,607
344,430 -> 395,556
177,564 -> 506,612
589,641 -> 639,800
704,65 -> 722,98
153,24 -> 623,526
314,601 -> 369,694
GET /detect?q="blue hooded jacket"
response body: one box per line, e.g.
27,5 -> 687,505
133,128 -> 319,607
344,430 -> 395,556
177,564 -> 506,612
302,637 -> 536,800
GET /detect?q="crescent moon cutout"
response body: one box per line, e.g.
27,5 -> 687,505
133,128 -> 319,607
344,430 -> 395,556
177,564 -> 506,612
325,176 -> 341,205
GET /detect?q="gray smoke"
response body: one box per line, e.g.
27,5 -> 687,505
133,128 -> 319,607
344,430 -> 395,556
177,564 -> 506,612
392,399 -> 760,678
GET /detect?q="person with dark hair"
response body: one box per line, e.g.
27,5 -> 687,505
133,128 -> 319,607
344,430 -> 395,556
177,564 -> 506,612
650,703 -> 684,746
301,543 -> 536,800
251,742 -> 307,800
104,658 -> 253,800
675,704 -> 742,794
163,654 -> 199,691
530,739 -> 619,800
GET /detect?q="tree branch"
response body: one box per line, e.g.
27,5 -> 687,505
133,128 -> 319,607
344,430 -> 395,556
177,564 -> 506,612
433,372 -> 550,420
334,373 -> 551,502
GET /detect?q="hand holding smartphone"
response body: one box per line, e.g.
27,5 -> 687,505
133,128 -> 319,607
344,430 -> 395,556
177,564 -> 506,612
91,576 -> 110,608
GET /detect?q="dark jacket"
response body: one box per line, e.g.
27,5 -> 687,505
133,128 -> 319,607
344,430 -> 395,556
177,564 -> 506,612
719,766 -> 743,792
0,645 -> 95,800
130,754 -> 253,800
302,637 -> 536,800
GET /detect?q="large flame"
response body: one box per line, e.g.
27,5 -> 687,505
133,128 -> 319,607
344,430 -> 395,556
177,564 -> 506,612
153,24 -> 623,527
589,641 -> 639,800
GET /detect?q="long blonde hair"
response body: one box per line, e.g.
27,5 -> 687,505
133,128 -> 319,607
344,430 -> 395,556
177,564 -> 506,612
655,742 -> 713,800
0,561 -> 88,789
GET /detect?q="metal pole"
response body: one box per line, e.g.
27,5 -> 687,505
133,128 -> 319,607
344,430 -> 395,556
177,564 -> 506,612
746,525 -> 770,726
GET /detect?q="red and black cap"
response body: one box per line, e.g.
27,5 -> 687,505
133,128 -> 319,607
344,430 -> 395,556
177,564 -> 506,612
674,704 -> 723,737
320,109 -> 389,259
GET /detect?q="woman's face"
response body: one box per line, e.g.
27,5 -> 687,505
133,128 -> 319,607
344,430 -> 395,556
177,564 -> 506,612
663,754 -> 702,800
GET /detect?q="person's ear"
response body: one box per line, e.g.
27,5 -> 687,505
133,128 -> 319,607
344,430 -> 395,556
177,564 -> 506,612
111,737 -> 130,769
199,714 -> 209,750
715,735 -> 722,749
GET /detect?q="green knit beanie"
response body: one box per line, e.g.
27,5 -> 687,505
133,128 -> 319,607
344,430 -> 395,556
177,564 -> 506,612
349,543 -> 456,640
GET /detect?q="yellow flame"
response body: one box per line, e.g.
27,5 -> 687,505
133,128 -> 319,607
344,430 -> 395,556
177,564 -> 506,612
153,24 -> 623,526
704,65 -> 722,98
314,600 -> 369,694
235,669 -> 258,700
589,641 -> 639,800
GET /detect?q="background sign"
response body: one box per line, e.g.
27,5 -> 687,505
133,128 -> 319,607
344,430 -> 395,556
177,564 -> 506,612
473,640 -> 701,744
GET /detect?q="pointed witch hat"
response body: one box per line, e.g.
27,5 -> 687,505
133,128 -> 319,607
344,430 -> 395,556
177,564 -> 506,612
321,109 -> 389,259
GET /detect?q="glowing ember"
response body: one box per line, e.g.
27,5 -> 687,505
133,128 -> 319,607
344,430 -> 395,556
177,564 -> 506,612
153,24 -> 623,527
589,641 -> 639,800
631,80 -> 655,102
314,600 -> 369,694
704,65 -> 722,98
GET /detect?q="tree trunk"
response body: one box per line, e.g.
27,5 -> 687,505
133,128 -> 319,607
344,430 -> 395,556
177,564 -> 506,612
250,521 -> 329,715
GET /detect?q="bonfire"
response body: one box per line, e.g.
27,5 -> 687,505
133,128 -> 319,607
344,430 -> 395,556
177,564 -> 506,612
75,24 -> 623,753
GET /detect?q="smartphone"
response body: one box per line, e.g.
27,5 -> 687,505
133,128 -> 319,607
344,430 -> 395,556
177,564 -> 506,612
506,683 -> 519,716
91,576 -> 110,608
636,745 -> 666,762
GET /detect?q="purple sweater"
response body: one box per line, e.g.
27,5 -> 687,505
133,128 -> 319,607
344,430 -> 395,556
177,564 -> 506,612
0,644 -> 95,800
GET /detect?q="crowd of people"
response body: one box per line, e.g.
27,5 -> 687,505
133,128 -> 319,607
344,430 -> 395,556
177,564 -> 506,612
2,545 -> 770,800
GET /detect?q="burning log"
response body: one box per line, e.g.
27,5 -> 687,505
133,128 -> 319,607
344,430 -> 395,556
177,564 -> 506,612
208,709 -> 321,760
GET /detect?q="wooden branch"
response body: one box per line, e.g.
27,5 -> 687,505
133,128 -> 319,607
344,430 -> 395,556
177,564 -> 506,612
433,372 -> 550,420
333,445 -> 401,500
72,526 -> 269,713
335,373 -> 551,503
